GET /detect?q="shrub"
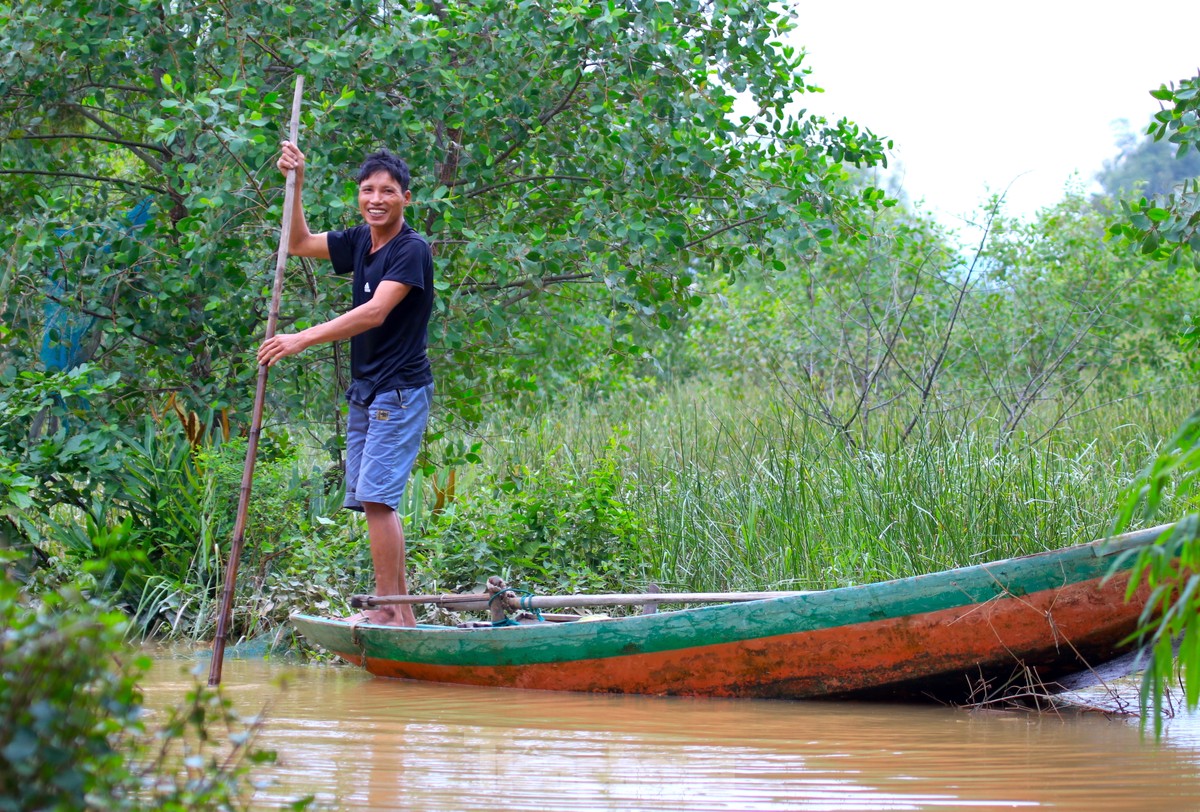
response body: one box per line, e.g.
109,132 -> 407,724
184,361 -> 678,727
417,434 -> 648,595
0,552 -> 304,810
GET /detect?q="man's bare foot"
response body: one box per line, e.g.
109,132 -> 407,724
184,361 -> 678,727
339,606 -> 417,627
364,606 -> 417,628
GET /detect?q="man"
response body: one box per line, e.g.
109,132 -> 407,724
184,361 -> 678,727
258,141 -> 434,627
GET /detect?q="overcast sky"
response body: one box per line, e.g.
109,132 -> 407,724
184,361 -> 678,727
789,1 -> 1200,229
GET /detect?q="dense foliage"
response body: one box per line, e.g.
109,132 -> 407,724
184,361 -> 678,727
0,0 -> 887,435
4,0 -> 1200,742
1106,74 -> 1200,270
0,553 -> 303,810
0,0 -> 894,603
0,365 -> 357,640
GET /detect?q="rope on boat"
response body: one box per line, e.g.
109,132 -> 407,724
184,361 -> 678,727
488,587 -> 544,624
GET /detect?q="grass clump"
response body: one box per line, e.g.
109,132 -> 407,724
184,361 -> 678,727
416,377 -> 1193,597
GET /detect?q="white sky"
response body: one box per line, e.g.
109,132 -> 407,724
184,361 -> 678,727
789,1 -> 1200,228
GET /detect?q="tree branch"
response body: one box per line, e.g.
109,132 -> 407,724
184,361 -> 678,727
40,282 -> 159,349
838,240 -> 930,433
72,107 -> 167,175
463,271 -> 594,295
538,68 -> 587,126
684,214 -> 769,249
76,82 -> 156,95
500,276 -> 601,307
207,126 -> 267,206
0,169 -> 169,195
900,196 -> 999,442
464,174 -> 591,199
484,66 -> 589,171
12,132 -> 171,157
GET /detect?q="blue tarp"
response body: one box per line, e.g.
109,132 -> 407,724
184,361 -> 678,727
41,198 -> 153,372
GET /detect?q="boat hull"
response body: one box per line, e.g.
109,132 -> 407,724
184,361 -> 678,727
290,525 -> 1166,701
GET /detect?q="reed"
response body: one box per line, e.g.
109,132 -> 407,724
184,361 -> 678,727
450,376 -> 1197,593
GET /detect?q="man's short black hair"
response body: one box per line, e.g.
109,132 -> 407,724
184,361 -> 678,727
356,149 -> 411,192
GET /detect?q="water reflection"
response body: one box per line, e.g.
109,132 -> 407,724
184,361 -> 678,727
141,656 -> 1200,811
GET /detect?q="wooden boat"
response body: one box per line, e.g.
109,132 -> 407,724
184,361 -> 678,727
289,523 -> 1171,702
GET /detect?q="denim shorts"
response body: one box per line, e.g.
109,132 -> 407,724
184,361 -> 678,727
343,384 -> 432,512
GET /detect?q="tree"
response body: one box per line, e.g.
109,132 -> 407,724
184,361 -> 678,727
1098,119 -> 1200,199
673,188 -> 1185,451
0,0 -> 889,443
1106,72 -> 1200,734
1105,74 -> 1200,270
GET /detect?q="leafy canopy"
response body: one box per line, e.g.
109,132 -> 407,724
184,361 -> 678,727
0,0 -> 889,430
1107,71 -> 1200,736
1105,74 -> 1200,269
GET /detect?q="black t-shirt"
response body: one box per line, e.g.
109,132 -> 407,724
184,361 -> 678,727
327,222 -> 434,404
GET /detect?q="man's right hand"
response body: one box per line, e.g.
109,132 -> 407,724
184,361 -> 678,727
275,139 -> 329,259
278,140 -> 306,178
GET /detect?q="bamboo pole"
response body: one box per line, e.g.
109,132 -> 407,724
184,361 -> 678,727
350,589 -> 815,613
208,75 -> 305,686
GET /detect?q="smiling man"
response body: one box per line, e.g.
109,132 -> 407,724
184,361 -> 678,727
258,142 -> 434,627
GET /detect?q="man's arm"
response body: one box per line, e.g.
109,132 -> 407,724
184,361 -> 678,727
278,140 -> 330,259
257,280 -> 412,367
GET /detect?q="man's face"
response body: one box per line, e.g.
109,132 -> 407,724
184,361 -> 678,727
358,170 -> 411,231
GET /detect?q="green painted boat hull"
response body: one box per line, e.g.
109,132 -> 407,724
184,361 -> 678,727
290,524 -> 1168,701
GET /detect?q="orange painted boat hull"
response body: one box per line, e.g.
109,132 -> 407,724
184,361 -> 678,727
290,524 -> 1169,701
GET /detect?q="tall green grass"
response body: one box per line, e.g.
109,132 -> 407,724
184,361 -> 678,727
431,377 -> 1196,594
26,372 -> 1190,639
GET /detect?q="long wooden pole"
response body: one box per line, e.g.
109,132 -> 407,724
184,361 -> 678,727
351,589 -> 814,612
208,75 -> 305,686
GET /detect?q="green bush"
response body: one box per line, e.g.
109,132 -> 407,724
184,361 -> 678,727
0,553 -> 303,810
0,366 -> 126,545
11,411 -> 361,641
418,434 -> 648,595
0,578 -> 140,809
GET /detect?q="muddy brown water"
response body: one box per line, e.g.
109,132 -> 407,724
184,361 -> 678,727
141,655 -> 1200,811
